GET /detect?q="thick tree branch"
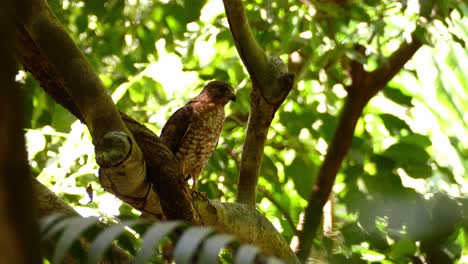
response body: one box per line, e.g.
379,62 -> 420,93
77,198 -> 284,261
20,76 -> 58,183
296,95 -> 366,261
296,31 -> 424,261
18,0 -> 202,224
16,1 -> 298,261
20,0 -> 150,220
223,0 -> 294,206
222,0 -> 269,85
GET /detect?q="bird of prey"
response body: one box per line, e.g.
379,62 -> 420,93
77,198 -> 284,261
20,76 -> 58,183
160,81 -> 236,189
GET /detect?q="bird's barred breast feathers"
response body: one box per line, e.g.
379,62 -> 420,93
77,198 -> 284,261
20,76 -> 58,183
175,104 -> 225,166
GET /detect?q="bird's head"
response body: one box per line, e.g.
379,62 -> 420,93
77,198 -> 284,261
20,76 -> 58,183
201,80 -> 236,105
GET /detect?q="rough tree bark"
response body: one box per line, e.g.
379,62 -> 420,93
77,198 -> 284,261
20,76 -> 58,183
223,0 -> 295,207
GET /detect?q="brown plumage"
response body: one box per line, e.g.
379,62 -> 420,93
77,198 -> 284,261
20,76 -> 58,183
160,81 -> 236,189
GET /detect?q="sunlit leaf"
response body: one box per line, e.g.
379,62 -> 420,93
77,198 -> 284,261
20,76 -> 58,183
286,157 -> 317,200
400,133 -> 431,148
382,86 -> 413,107
403,163 -> 432,179
382,142 -> 430,164
379,114 -> 411,135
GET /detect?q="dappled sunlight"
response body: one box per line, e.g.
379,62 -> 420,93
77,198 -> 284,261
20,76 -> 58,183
15,0 -> 468,262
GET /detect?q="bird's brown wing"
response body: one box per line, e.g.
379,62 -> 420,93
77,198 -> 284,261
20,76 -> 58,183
160,104 -> 194,153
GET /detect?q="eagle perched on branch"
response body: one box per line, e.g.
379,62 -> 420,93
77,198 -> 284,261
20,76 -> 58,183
160,81 -> 236,189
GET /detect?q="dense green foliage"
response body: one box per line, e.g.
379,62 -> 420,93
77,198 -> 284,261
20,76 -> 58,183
27,0 -> 467,262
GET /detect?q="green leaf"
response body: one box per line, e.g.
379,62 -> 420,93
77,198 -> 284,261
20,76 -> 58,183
437,165 -> 456,183
166,15 -> 184,35
415,25 -> 434,46
450,32 -> 466,48
315,49 -> 343,69
86,0 -> 106,17
76,14 -> 88,33
104,2 -> 123,24
400,133 -> 431,148
382,142 -> 430,164
382,86 -> 413,107
360,248 -> 386,262
403,163 -> 432,179
341,222 -> 366,245
318,113 -> 338,142
279,108 -> 316,136
137,26 -> 156,53
261,155 -> 279,185
343,188 -> 368,214
173,227 -> 214,264
128,77 -> 155,104
183,0 -> 206,22
286,157 -> 317,200
118,203 -> 140,219
379,114 -> 411,135
434,0 -> 449,17
419,0 -> 435,18
378,172 -> 405,196
350,5 -> 370,21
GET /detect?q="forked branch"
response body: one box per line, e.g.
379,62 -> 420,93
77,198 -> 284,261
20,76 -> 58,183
17,0 -> 299,260
223,0 -> 294,207
296,31 -> 424,262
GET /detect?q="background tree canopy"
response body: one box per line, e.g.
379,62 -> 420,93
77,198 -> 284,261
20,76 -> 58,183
6,0 -> 468,263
